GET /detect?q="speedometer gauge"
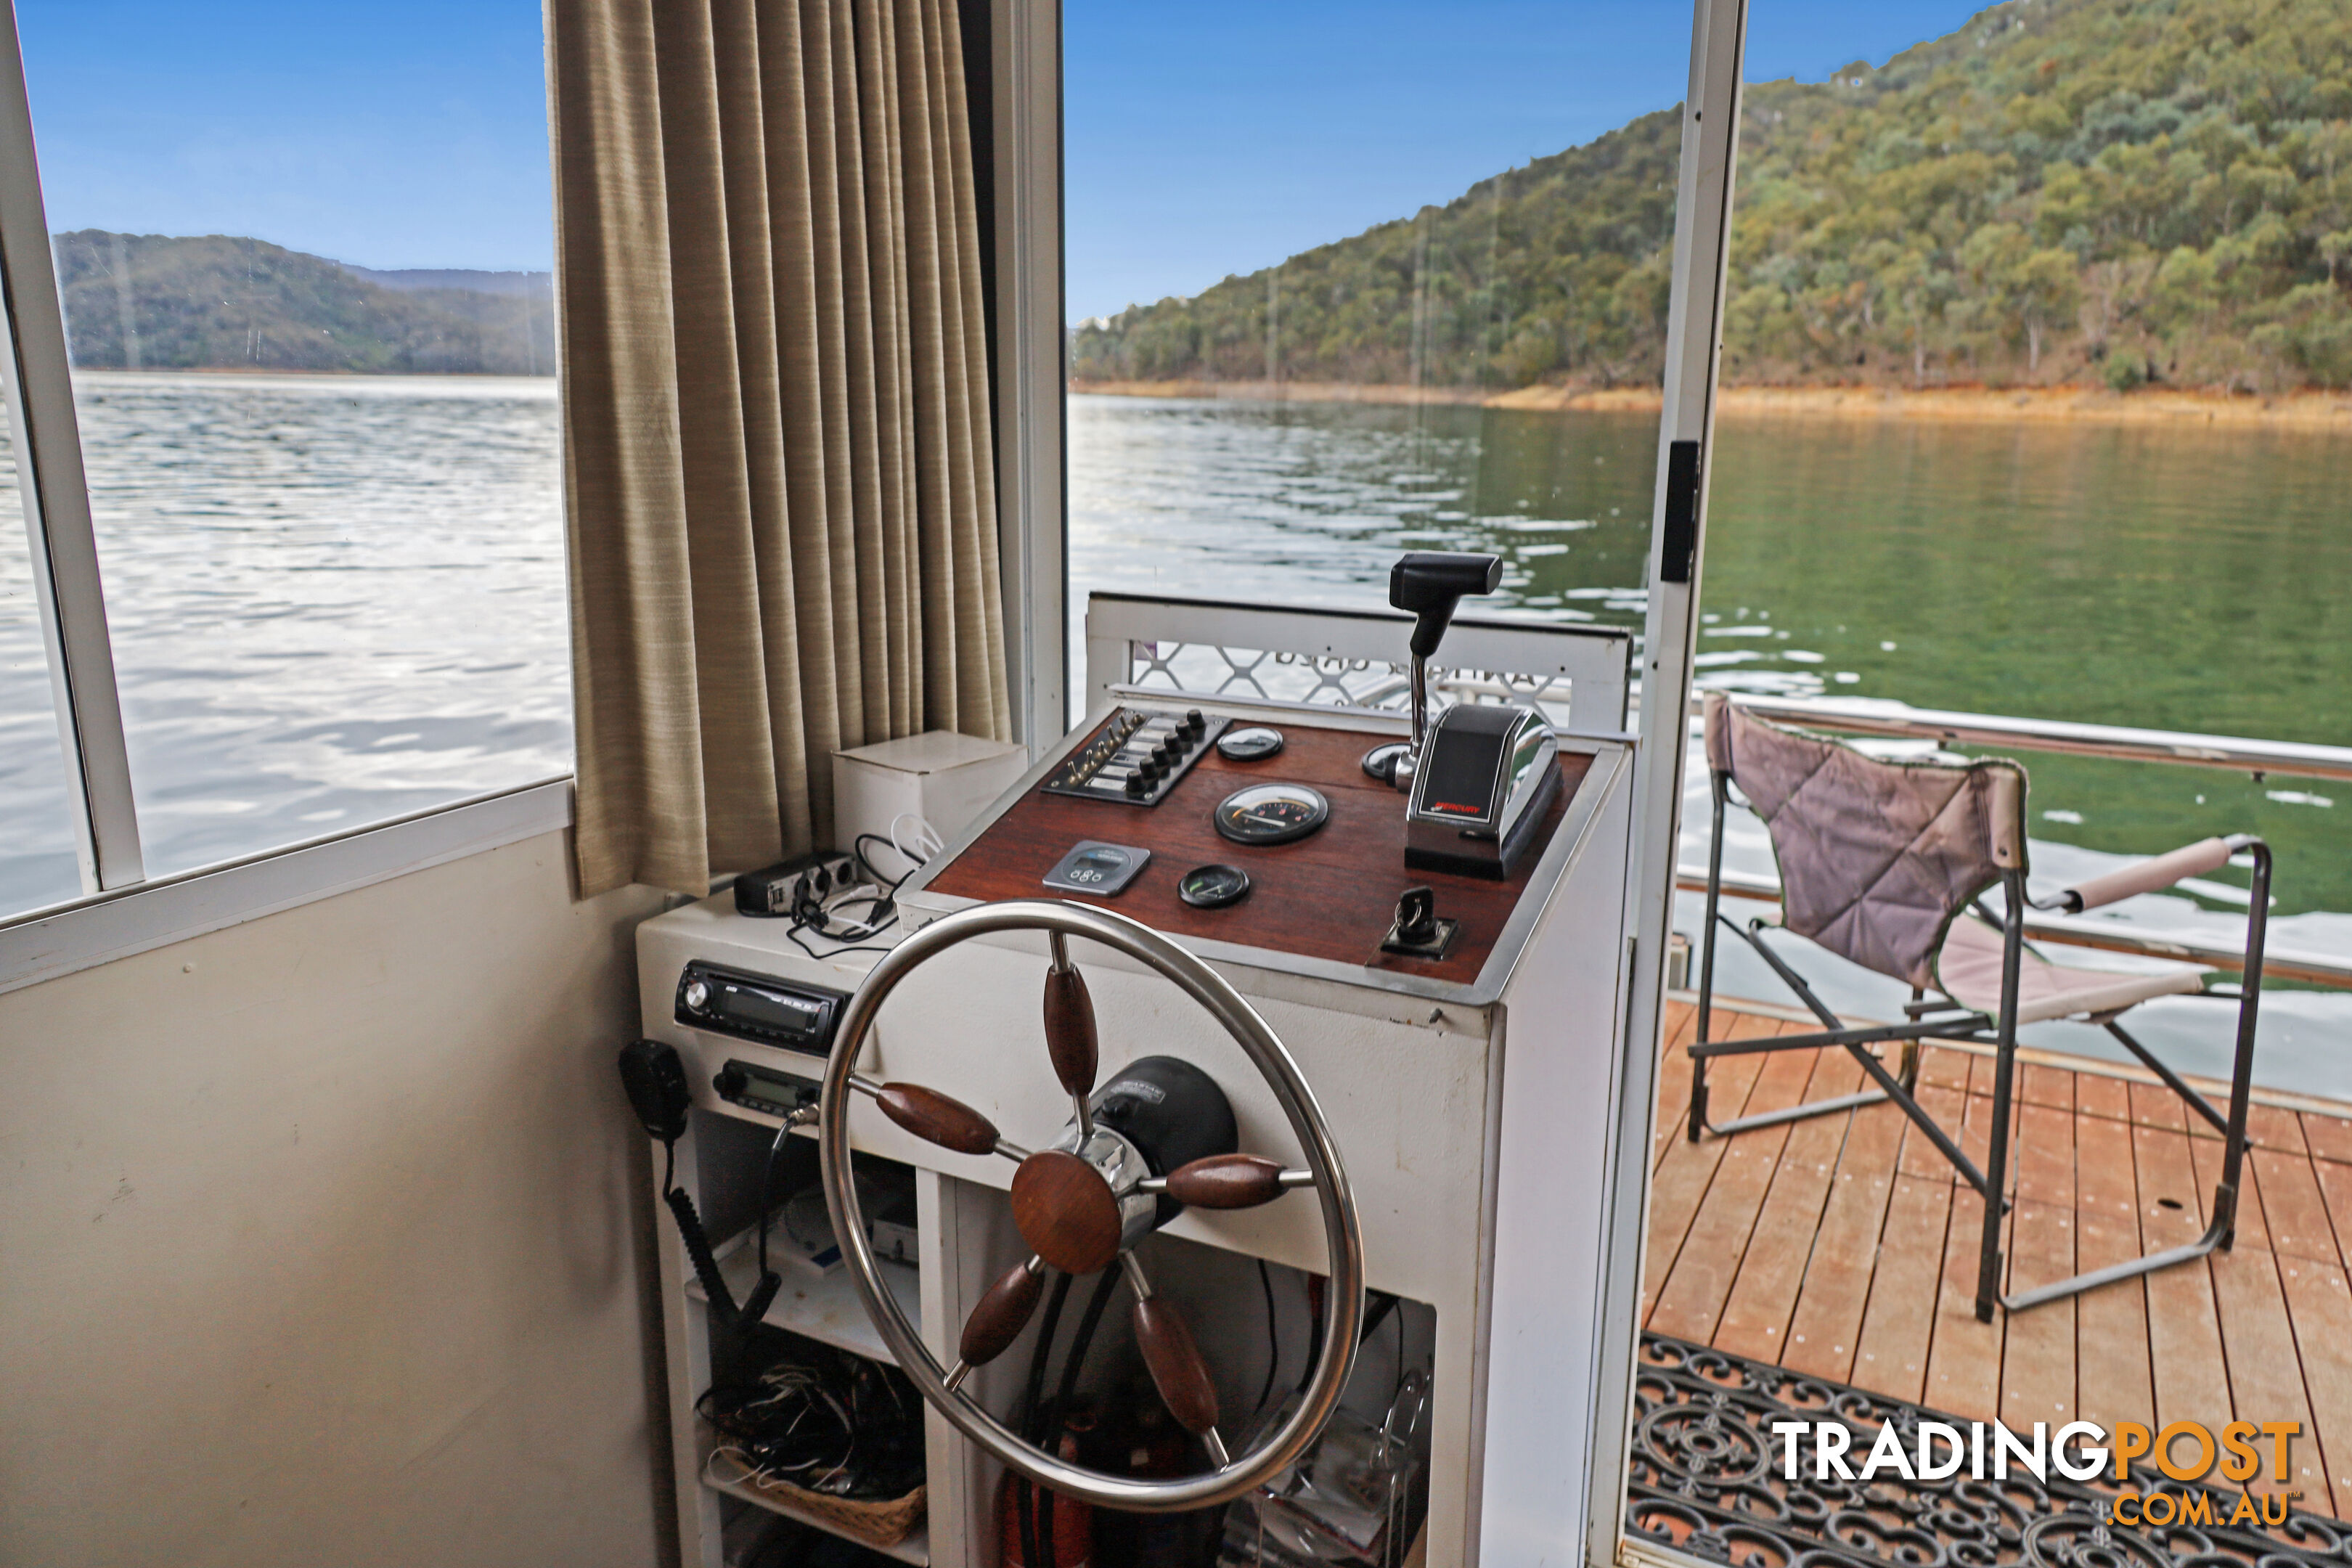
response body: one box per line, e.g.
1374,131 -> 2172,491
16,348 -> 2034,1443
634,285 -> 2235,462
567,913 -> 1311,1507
1212,783 -> 1330,846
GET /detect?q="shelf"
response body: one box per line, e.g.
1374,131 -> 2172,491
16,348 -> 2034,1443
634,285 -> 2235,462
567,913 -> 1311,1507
685,1225 -> 921,1365
706,1469 -> 929,1566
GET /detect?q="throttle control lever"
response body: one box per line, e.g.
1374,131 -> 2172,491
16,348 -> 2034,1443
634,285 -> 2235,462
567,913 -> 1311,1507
1375,552 -> 1500,789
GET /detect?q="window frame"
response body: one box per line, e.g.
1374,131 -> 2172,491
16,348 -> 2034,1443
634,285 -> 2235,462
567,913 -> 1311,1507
1590,0 -> 1749,1561
0,0 -> 139,894
0,0 -> 1756,1556
1037,0 -> 1749,1559
0,4 -> 579,984
0,0 -> 1064,990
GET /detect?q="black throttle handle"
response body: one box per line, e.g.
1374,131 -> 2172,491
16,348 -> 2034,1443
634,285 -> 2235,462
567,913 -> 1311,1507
1390,551 -> 1500,659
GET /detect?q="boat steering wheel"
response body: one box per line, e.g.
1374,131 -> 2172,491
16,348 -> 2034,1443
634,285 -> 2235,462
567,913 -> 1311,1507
817,899 -> 1365,1512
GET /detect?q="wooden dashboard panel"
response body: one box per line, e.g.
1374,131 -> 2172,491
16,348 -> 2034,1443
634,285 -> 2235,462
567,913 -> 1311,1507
924,717 -> 1595,980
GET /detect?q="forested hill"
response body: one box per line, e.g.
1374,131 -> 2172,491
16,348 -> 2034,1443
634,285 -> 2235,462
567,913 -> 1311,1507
52,232 -> 555,375
1071,0 -> 2352,394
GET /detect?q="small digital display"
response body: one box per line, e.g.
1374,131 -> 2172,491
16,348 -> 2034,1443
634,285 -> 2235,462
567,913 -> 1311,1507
739,1069 -> 801,1103
1042,839 -> 1152,895
722,984 -> 822,1036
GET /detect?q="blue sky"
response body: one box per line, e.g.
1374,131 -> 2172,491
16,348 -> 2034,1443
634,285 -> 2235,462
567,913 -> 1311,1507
15,0 -> 1994,304
17,1 -> 552,273
1063,0 -> 1999,321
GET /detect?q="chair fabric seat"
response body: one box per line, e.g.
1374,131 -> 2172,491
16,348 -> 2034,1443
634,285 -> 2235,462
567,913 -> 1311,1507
1937,917 -> 2207,1024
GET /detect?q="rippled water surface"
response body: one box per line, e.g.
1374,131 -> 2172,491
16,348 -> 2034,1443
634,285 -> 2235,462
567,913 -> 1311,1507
1068,393 -> 2352,914
5,377 -> 2346,1034
1,372 -> 568,910
1066,393 -> 2352,1091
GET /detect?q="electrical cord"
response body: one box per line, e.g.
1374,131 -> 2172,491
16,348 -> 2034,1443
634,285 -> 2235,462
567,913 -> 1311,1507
738,1119 -> 792,1330
784,926 -> 899,963
661,1141 -> 743,1326
699,1344 -> 924,1500
891,812 -> 943,865
853,833 -> 914,889
1016,1270 -> 1076,1568
1254,1257 -> 1281,1424
1047,1266 -> 1122,1442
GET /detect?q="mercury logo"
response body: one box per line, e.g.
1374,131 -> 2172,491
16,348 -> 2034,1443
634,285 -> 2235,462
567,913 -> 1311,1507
1768,1418 -> 2306,1523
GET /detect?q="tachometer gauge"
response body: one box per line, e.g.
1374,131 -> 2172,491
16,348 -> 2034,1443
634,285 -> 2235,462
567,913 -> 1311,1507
1212,783 -> 1330,846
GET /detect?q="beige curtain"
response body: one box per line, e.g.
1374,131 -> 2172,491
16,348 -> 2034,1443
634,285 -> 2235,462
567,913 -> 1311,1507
551,0 -> 1010,899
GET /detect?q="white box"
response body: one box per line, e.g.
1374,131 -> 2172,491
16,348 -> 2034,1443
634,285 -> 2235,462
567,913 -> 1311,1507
831,730 -> 1028,876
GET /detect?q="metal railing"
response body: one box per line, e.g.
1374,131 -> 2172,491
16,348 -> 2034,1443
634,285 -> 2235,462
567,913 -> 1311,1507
1699,694 -> 2352,783
1085,592 -> 1634,738
1678,694 -> 2352,990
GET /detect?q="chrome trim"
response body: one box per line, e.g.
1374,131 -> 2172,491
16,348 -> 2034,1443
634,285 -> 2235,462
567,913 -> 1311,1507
1697,694 -> 2352,783
0,775 -> 576,997
0,5 -> 142,891
1085,592 -> 1633,738
818,899 -> 1365,1513
1679,865 -> 2352,990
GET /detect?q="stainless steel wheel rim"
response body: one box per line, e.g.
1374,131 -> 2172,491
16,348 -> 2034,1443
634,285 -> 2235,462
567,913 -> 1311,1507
817,898 -> 1365,1513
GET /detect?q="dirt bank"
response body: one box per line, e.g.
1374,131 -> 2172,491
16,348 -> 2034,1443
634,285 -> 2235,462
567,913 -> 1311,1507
1071,378 -> 2352,430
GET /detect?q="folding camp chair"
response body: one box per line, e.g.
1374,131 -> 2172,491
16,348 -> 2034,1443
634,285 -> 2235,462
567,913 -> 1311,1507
1686,693 -> 2272,1320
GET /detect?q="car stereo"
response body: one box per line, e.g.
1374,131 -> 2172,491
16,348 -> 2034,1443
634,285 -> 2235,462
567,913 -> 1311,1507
674,960 -> 846,1054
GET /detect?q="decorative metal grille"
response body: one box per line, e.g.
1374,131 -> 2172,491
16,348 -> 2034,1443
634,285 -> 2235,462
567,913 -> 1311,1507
1117,640 -> 1576,724
1626,1334 -> 2348,1567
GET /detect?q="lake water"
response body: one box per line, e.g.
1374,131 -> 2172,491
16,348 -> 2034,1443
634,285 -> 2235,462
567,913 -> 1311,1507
1069,393 -> 2352,912
1,372 -> 569,909
3,378 -> 2344,1086
1064,393 -> 2352,1093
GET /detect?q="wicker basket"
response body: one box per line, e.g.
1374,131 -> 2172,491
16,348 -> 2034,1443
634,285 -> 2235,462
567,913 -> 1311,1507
706,1449 -> 927,1549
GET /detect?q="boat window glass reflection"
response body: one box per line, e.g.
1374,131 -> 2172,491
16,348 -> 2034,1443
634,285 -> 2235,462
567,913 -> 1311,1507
14,2 -> 568,883
0,415 -> 87,918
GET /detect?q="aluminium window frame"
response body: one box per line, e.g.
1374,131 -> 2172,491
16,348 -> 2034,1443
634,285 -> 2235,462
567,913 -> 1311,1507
0,4 -> 580,993
0,0 -> 1067,996
1590,0 -> 1749,1564
1019,0 -> 1749,1561
0,0 -> 139,894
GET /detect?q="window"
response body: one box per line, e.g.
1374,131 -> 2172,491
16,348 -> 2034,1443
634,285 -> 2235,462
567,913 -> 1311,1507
0,0 -> 566,913
1061,0 -> 1689,700
1631,1 -> 2352,1560
0,420 -> 83,915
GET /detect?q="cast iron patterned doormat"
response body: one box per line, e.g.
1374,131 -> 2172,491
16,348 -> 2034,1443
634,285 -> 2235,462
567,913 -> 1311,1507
1625,1334 -> 2348,1566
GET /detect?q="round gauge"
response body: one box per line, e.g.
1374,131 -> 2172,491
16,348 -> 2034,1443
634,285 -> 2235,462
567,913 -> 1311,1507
1177,862 -> 1252,909
1212,783 -> 1330,846
1215,725 -> 1286,762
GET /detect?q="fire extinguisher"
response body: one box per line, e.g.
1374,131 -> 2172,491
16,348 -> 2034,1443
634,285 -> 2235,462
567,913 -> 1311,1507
997,1426 -> 1093,1568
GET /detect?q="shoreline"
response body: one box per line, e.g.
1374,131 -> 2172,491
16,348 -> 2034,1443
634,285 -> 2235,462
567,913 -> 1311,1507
1071,378 -> 2352,430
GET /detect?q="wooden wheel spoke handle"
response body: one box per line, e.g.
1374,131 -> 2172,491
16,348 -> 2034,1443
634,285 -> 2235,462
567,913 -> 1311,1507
1042,962 -> 1099,1101
960,1257 -> 1045,1368
1132,1293 -> 1220,1437
875,1082 -> 1000,1156
1165,1153 -> 1291,1209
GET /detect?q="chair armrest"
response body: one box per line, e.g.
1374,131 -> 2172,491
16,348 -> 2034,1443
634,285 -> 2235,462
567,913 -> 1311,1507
2041,835 -> 2247,912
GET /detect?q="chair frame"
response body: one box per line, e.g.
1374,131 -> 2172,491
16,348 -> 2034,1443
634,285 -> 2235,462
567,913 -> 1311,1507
1688,756 -> 2274,1321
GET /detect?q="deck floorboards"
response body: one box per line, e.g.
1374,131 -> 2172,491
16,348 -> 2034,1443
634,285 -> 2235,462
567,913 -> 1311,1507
1642,999 -> 2352,1520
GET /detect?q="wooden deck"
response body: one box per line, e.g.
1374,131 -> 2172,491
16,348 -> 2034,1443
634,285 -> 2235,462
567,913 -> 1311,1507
1642,998 -> 2352,1518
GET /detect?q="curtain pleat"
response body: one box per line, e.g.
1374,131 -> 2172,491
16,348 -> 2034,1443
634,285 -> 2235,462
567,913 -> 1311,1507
552,0 -> 1009,899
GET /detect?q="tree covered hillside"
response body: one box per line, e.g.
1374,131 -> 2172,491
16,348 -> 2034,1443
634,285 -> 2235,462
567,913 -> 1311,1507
1071,0 -> 2352,393
53,232 -> 555,375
